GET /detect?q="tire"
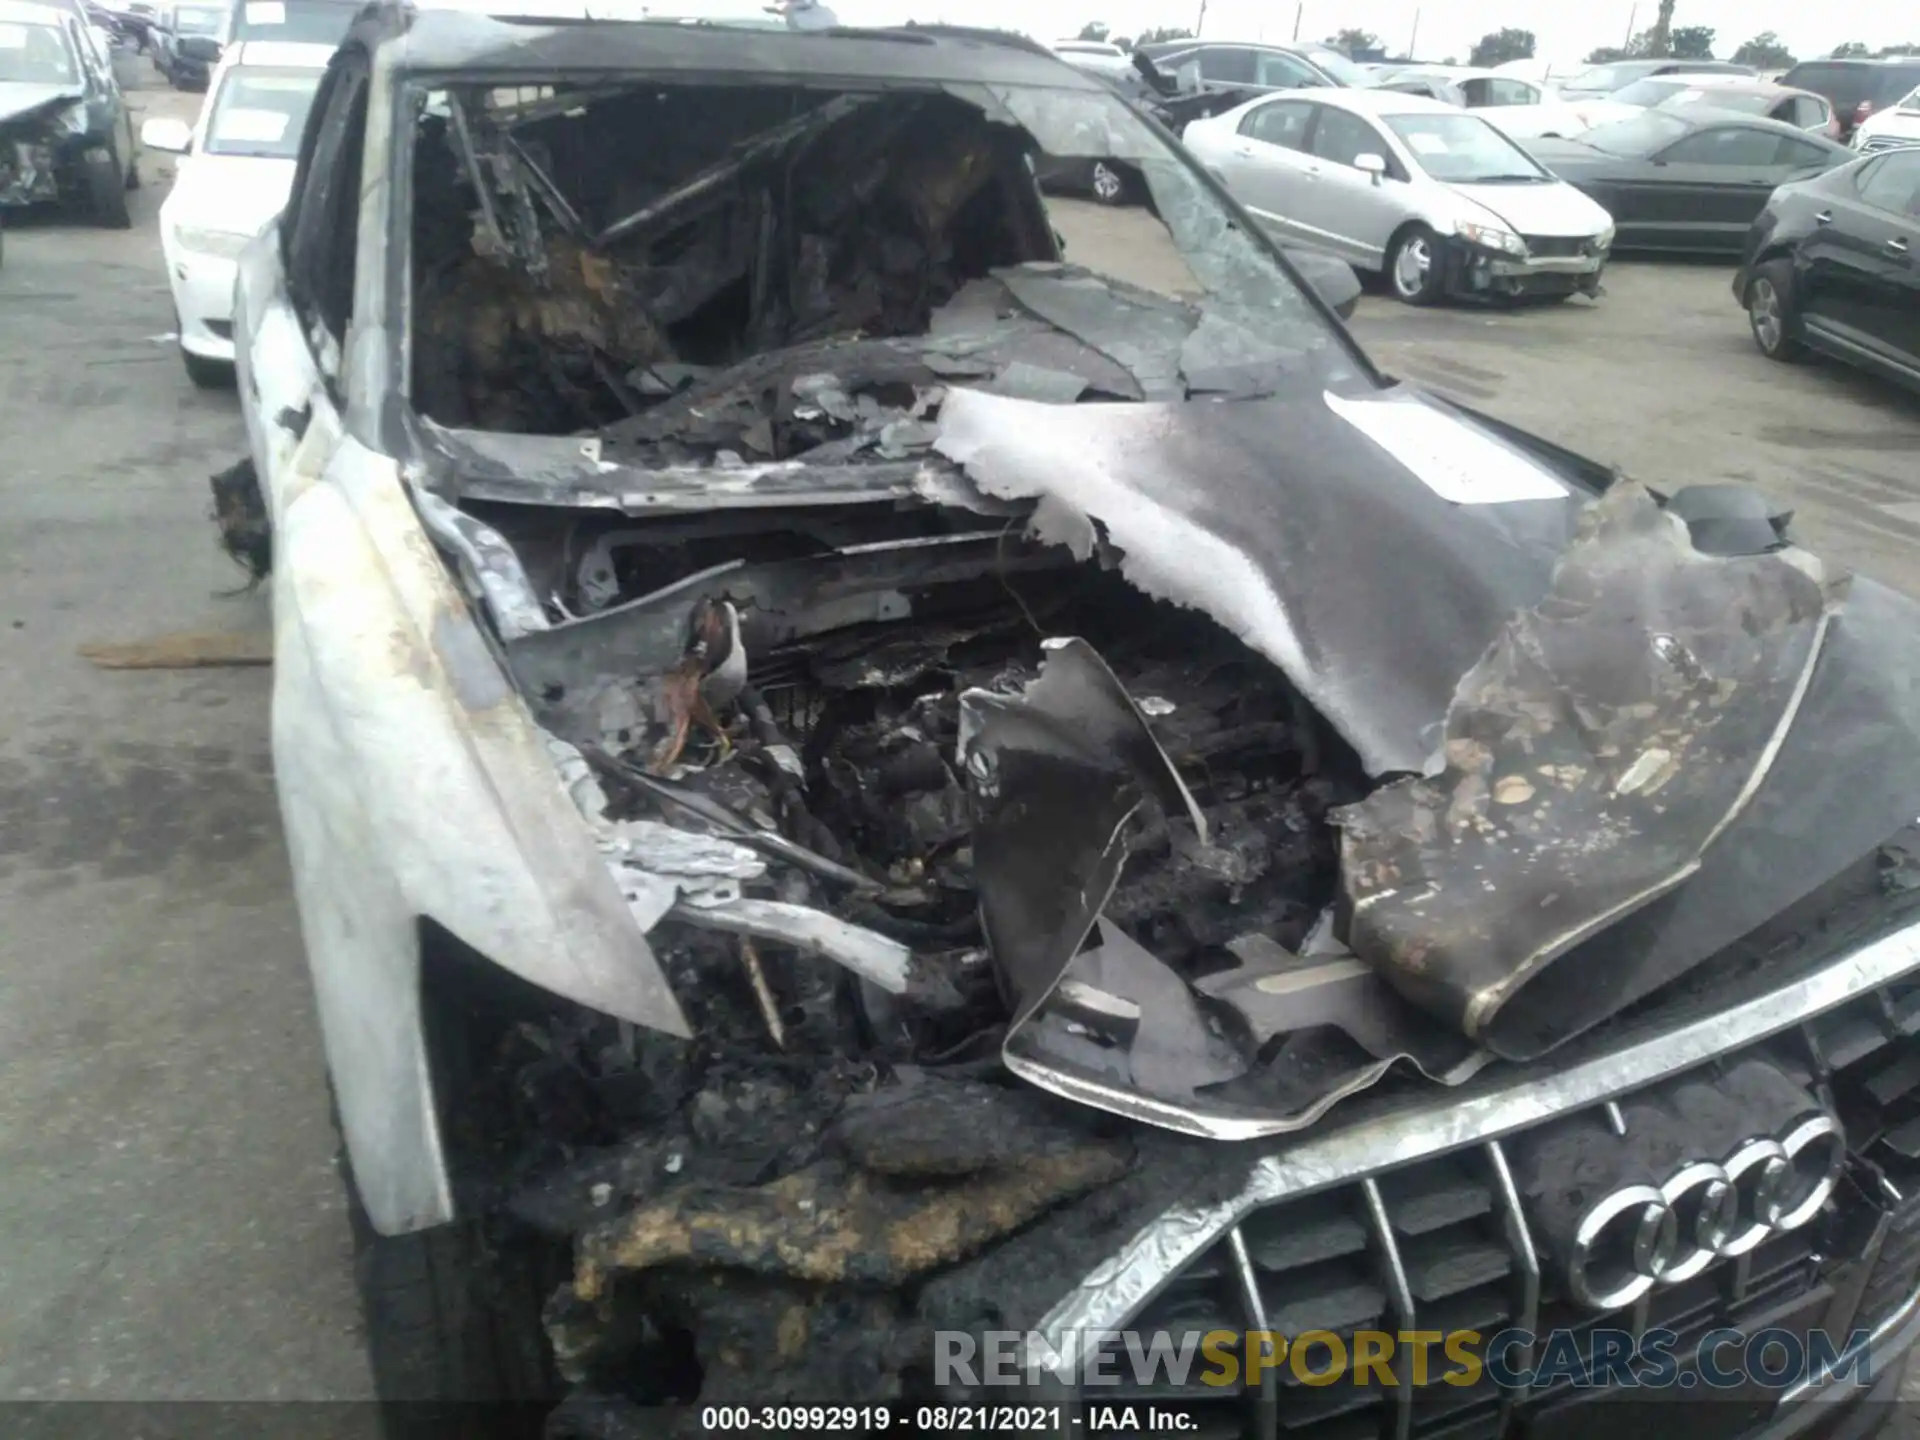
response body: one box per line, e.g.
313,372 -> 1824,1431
1745,259 -> 1804,362
1088,160 -> 1129,206
181,347 -> 233,388
87,148 -> 131,229
340,1147 -> 559,1439
1386,224 -> 1445,306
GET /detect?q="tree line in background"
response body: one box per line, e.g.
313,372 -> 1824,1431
1073,12 -> 1920,70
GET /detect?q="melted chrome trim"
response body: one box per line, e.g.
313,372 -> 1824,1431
1029,918 -> 1920,1371
1777,1285 -> 1920,1410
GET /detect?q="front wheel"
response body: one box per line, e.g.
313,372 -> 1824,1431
1088,160 -> 1129,206
86,148 -> 131,228
1746,259 -> 1804,362
341,1152 -> 559,1439
1387,225 -> 1445,306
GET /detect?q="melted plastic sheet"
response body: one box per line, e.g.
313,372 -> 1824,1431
1335,481 -> 1845,1059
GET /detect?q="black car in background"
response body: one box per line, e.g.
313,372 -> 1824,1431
152,0 -> 225,87
1779,58 -> 1920,141
1525,107 -> 1854,252
1735,147 -> 1920,391
1130,39 -> 1365,128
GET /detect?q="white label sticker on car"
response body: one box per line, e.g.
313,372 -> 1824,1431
1324,392 -> 1569,505
245,1 -> 286,22
0,23 -> 27,46
219,107 -> 291,142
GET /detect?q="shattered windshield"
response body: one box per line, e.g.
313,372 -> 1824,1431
403,73 -> 1363,453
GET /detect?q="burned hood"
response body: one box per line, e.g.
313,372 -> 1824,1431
0,83 -> 84,129
933,383 -> 1589,779
935,387 -> 1920,1077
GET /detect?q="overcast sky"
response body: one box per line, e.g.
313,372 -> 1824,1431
816,0 -> 1916,68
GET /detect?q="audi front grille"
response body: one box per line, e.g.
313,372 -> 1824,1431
1041,923 -> 1920,1440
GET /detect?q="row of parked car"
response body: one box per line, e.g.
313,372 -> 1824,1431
0,0 -> 349,366
1038,39 -> 1920,393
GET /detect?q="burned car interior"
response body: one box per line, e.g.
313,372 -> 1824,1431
225,12 -> 1920,1431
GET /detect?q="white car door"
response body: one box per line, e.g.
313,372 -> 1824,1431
1202,97 -> 1319,244
1286,104 -> 1411,267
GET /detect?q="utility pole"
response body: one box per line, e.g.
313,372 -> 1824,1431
1407,7 -> 1419,57
1623,3 -> 1636,46
1193,0 -> 1206,36
1292,1 -> 1302,41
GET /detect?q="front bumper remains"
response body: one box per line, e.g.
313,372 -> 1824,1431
1443,235 -> 1608,300
989,915 -> 1920,1440
169,250 -> 240,360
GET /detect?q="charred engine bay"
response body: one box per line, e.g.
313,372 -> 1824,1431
467,500 -> 1367,1413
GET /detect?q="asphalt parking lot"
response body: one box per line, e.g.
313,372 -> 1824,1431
3,58 -> 1920,1418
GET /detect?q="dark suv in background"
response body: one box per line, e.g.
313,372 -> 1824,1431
1780,58 -> 1920,140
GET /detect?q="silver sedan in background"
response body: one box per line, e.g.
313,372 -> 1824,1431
1183,89 -> 1616,304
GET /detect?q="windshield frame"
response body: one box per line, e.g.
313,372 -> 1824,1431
1577,108 -> 1692,156
1383,110 -> 1551,183
202,61 -> 322,157
383,65 -> 1388,456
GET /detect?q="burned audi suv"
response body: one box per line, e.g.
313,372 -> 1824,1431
225,6 -> 1920,1437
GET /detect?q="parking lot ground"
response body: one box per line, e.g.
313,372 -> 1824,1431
1352,258 -> 1920,596
0,58 -> 372,1409
1052,198 -> 1920,597
0,115 -> 1916,1415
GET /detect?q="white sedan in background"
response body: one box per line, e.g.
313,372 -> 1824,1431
141,39 -> 329,385
1371,65 -> 1592,140
1184,89 -> 1614,305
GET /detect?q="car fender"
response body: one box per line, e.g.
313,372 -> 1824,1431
251,295 -> 691,1233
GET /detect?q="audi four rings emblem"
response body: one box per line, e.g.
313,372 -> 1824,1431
1567,1113 -> 1848,1311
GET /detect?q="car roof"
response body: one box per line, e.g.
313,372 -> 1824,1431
1663,77 -> 1816,98
0,0 -> 73,24
1605,101 -> 1841,139
379,9 -> 1109,86
1788,57 -> 1920,70
1307,86 -> 1465,117
1143,37 -> 1312,57
1399,65 -> 1504,81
